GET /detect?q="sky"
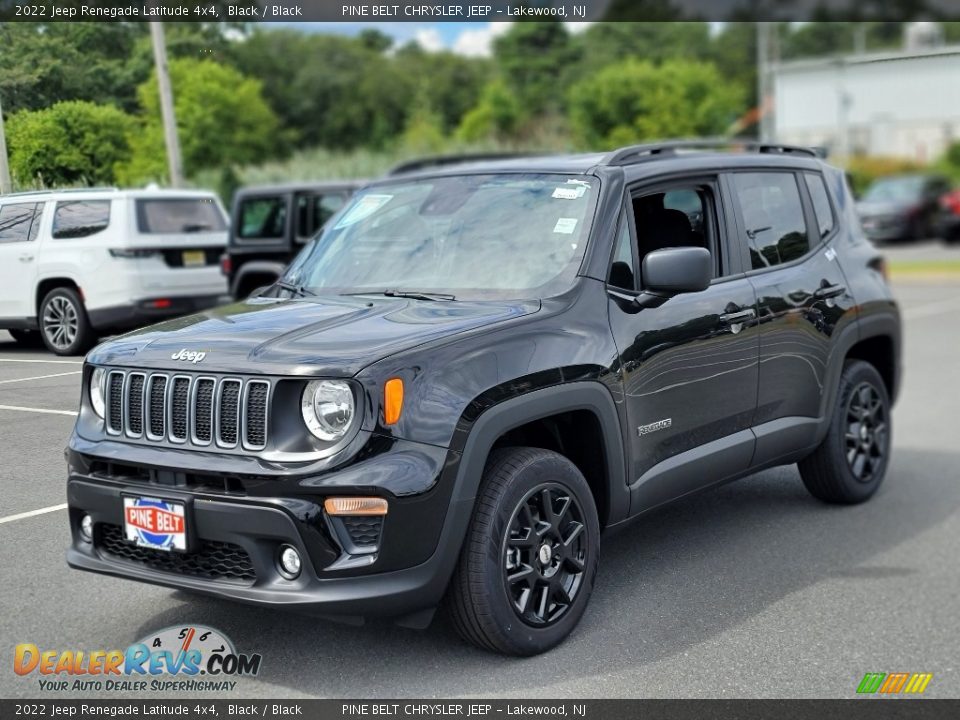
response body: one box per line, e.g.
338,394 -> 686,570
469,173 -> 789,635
286,21 -> 595,56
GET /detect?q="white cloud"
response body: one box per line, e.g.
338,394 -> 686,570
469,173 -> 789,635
566,22 -> 594,34
414,27 -> 445,53
452,22 -> 513,58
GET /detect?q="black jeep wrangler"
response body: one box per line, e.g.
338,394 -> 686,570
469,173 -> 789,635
223,181 -> 359,299
66,142 -> 900,655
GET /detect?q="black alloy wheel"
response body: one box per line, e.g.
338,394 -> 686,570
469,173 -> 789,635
844,382 -> 888,483
503,484 -> 588,627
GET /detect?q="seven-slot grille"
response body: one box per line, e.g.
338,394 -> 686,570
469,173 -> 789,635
105,370 -> 270,451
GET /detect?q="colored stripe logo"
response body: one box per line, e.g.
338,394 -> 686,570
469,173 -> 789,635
857,672 -> 933,694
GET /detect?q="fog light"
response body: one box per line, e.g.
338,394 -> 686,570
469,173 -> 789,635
80,514 -> 94,542
278,545 -> 302,579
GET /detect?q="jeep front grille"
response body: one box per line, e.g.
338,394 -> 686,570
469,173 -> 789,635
105,370 -> 270,451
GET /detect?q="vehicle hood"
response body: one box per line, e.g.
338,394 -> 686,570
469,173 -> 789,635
86,295 -> 539,376
856,200 -> 915,219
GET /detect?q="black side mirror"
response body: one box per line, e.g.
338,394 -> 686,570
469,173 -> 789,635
641,247 -> 712,295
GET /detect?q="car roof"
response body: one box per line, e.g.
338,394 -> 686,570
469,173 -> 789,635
234,180 -> 365,196
381,141 -> 829,183
0,187 -> 221,202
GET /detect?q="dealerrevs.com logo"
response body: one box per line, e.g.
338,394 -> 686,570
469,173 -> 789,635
14,625 -> 261,692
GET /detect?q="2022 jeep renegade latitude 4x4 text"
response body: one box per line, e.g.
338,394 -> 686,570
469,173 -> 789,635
67,143 -> 901,655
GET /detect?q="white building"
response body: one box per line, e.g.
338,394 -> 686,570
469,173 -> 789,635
773,44 -> 960,163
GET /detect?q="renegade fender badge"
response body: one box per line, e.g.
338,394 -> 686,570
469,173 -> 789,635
638,418 -> 672,436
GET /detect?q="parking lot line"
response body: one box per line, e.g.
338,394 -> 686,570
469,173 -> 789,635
0,503 -> 68,525
0,358 -> 83,365
0,370 -> 82,385
0,404 -> 78,416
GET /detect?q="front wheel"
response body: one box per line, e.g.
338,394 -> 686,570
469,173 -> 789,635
799,360 -> 891,504
449,447 -> 600,655
39,287 -> 95,356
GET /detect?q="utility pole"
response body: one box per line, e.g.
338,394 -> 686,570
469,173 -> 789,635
756,22 -> 778,143
150,21 -> 184,188
0,89 -> 11,194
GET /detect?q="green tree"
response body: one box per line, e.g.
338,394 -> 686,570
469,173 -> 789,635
6,101 -> 134,187
568,59 -> 744,149
456,79 -> 523,143
118,59 -> 280,185
493,21 -> 578,116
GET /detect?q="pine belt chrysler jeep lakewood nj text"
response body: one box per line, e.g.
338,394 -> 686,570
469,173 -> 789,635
66,143 -> 901,655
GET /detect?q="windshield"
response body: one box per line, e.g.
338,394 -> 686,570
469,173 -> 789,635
863,177 -> 925,203
282,173 -> 598,299
136,198 -> 226,234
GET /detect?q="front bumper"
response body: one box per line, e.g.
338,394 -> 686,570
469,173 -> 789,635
65,439 -> 467,623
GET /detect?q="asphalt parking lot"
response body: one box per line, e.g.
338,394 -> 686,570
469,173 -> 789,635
2,263 -> 960,699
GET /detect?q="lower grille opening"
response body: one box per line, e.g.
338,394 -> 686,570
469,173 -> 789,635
96,523 -> 256,584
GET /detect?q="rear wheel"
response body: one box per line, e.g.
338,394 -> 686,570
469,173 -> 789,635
39,287 -> 95,356
7,329 -> 43,347
799,360 -> 891,504
449,447 -> 600,655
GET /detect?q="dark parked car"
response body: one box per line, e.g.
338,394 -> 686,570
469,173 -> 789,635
936,188 -> 960,243
856,173 -> 952,243
66,141 -> 900,655
223,181 -> 360,299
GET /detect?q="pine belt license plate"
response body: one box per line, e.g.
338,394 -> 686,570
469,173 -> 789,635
182,250 -> 206,267
123,496 -> 188,552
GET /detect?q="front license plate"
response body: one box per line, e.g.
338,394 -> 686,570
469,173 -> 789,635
123,496 -> 187,552
182,250 -> 206,267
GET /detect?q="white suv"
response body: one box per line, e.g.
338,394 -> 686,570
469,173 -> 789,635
0,187 -> 230,355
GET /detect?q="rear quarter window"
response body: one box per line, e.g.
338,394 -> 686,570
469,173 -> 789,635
52,200 -> 111,239
0,202 -> 42,243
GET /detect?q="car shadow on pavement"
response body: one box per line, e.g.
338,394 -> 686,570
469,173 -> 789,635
135,447 -> 959,697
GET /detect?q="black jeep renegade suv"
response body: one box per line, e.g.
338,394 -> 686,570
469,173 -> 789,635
66,141 -> 901,655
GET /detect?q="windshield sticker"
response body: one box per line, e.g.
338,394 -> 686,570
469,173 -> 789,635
553,217 -> 579,234
552,186 -> 582,200
334,194 -> 393,229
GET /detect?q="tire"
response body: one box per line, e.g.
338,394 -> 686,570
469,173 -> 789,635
799,360 -> 891,504
7,329 -> 44,347
449,447 -> 600,656
39,287 -> 95,356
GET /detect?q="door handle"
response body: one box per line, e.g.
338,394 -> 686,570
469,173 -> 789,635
19,254 -> 34,263
814,283 -> 845,300
719,308 -> 756,324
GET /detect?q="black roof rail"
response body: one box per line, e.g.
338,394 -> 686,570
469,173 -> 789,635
386,153 -> 542,176
603,138 -> 824,166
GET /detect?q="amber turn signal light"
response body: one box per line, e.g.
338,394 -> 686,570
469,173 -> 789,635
324,497 -> 389,516
384,377 -> 404,425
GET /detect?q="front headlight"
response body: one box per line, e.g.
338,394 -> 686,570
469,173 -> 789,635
90,367 -> 106,419
301,380 -> 355,441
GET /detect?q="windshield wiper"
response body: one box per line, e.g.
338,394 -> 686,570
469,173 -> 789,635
341,289 -> 456,302
274,280 -> 316,298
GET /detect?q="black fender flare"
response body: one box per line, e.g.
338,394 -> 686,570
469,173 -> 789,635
816,311 -> 901,443
450,381 -> 629,526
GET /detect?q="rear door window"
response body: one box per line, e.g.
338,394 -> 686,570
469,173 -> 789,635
296,193 -> 348,240
731,173 -> 810,269
238,196 -> 287,239
136,198 -> 226,234
0,202 -> 42,243
52,200 -> 111,239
